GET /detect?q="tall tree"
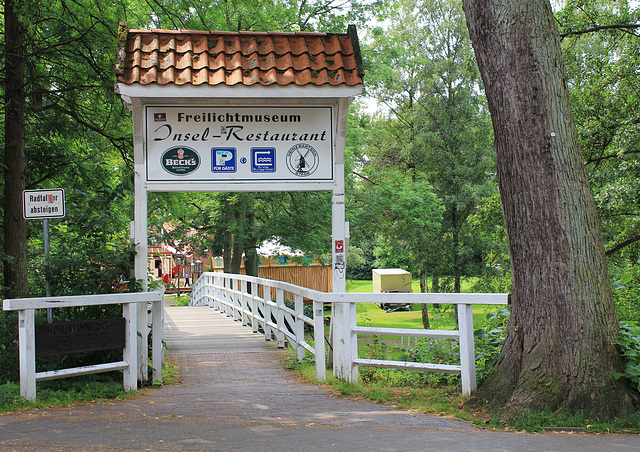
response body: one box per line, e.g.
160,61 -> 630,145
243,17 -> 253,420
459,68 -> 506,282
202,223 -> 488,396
1,0 -> 136,298
558,2 -> 640,257
360,0 -> 495,293
462,0 -> 639,415
4,0 -> 28,298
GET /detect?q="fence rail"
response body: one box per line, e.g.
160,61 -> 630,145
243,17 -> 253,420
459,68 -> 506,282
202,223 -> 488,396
3,291 -> 164,401
191,272 -> 509,395
191,272 -> 316,361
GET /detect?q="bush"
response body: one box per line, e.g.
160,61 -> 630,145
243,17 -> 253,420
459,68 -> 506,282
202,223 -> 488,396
474,307 -> 510,384
355,306 -> 510,388
615,321 -> 640,391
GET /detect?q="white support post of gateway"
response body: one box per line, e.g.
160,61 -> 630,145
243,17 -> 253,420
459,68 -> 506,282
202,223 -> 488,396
331,97 -> 357,382
115,26 -> 365,383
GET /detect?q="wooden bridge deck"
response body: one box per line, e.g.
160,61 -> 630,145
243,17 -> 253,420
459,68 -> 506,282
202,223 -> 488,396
164,303 -> 275,354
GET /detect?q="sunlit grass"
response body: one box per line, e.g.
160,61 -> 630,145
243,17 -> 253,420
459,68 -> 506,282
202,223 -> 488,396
347,278 -> 495,330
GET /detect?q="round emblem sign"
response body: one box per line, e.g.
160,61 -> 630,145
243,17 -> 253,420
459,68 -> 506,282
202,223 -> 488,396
286,143 -> 319,177
161,147 -> 200,175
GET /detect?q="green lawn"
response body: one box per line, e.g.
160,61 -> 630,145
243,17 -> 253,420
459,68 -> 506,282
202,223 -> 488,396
346,277 -> 479,294
347,278 -> 496,330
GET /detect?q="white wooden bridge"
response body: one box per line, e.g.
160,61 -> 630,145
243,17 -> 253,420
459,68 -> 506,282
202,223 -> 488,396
189,272 -> 510,395
4,273 -> 508,400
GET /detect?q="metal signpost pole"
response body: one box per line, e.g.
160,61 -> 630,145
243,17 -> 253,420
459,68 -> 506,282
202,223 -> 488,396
44,219 -> 52,323
22,188 -> 65,323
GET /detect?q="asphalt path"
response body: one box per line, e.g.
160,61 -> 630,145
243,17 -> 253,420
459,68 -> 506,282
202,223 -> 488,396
1,304 -> 639,451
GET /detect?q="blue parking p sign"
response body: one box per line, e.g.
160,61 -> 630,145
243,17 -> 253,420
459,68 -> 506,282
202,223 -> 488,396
251,148 -> 276,173
212,148 -> 236,172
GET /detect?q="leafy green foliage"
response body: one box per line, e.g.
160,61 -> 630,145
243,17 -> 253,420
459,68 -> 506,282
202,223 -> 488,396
612,267 -> 640,324
133,0 -> 377,33
615,321 -> 640,391
473,307 -> 510,385
558,2 -> 640,261
350,0 -> 497,291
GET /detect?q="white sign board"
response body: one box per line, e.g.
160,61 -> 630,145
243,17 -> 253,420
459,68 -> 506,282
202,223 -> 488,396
23,189 -> 65,219
145,106 -> 334,184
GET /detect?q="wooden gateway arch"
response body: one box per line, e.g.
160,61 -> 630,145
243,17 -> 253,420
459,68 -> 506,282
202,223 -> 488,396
115,24 -> 364,381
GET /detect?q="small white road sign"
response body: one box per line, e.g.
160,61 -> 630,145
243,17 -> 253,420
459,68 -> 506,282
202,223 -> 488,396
23,189 -> 66,219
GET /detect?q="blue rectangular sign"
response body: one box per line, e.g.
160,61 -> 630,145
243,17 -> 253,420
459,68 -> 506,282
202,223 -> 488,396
251,148 -> 276,173
212,148 -> 236,172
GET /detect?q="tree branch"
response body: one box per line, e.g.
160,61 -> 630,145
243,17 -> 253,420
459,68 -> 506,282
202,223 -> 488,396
561,23 -> 640,38
606,234 -> 640,256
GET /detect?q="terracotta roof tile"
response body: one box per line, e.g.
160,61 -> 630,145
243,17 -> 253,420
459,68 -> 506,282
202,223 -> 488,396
116,26 -> 364,88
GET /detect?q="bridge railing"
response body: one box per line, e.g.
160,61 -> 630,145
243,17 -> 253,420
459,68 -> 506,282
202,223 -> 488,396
191,272 -> 509,395
3,290 -> 164,401
191,272 -> 318,361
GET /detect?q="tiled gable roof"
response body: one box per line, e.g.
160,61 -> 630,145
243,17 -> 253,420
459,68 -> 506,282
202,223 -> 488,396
115,24 -> 364,88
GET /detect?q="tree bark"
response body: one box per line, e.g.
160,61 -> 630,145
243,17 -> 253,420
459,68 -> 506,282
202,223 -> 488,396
451,204 -> 461,294
462,0 -> 639,416
4,0 -> 28,299
230,208 -> 246,275
419,265 -> 430,329
222,198 -> 232,273
243,211 -> 259,277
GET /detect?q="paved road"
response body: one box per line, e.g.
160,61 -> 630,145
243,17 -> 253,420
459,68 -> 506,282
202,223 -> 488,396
1,304 -> 639,451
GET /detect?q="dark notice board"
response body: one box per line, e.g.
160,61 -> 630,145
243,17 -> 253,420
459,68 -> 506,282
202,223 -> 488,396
35,317 -> 126,357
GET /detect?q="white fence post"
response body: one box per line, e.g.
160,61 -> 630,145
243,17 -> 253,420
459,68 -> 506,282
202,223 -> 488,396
151,296 -> 164,383
213,273 -> 220,310
241,279 -> 248,326
18,309 -> 36,401
294,293 -> 305,361
275,288 -> 285,348
233,277 -> 241,321
333,301 -> 357,382
251,282 -> 259,333
264,284 -> 272,341
122,301 -> 138,392
224,278 -> 232,317
458,303 -> 477,396
313,300 -> 326,381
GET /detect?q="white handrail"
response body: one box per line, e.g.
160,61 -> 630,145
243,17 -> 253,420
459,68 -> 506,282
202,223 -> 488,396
191,273 -> 316,362
3,291 -> 164,401
191,272 -> 509,395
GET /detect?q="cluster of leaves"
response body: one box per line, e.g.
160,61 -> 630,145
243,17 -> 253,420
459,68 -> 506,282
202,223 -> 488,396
347,0 -> 499,292
357,306 -> 509,388
615,321 -> 640,391
473,307 -> 510,384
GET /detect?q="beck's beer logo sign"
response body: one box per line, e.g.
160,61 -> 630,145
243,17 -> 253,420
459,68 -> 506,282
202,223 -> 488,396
161,146 -> 200,175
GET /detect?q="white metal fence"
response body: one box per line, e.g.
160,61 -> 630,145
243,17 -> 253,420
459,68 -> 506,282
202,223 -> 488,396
191,272 -> 509,395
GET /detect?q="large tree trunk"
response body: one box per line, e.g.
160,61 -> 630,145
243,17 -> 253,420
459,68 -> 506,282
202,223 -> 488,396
4,0 -> 28,299
462,0 -> 639,416
243,211 -> 259,278
230,208 -> 246,274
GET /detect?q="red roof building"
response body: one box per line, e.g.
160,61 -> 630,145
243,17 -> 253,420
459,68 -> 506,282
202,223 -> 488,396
115,24 -> 364,100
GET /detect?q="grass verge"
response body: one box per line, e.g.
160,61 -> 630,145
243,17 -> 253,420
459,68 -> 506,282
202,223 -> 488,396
284,356 -> 640,434
0,357 -> 180,415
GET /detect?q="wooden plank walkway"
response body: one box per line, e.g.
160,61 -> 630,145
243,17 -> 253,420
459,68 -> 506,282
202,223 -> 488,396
164,304 -> 273,354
